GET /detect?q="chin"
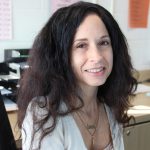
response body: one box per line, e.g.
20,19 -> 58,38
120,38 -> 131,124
88,79 -> 107,87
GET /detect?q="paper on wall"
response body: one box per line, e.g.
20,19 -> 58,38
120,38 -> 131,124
51,0 -> 80,13
128,0 -> 150,28
0,0 -> 12,40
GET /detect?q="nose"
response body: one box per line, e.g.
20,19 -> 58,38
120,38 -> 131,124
88,44 -> 103,62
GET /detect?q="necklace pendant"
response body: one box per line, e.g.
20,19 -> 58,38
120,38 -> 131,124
90,137 -> 94,150
87,124 -> 96,130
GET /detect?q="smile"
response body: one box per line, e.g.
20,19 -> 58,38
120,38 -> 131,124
86,67 -> 105,73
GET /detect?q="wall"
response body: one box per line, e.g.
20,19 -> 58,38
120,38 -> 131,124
0,0 -> 51,62
0,0 -> 150,70
112,0 -> 150,70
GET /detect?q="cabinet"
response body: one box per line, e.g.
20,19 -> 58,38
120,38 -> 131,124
124,122 -> 150,150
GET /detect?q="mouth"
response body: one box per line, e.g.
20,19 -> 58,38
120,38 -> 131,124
85,67 -> 105,73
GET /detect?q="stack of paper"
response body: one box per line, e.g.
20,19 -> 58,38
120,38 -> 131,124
134,84 -> 150,94
3,98 -> 18,112
128,105 -> 150,115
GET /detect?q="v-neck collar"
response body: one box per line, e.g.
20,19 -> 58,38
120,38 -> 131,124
68,103 -> 114,150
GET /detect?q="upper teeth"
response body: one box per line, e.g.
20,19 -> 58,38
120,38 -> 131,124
86,68 -> 103,73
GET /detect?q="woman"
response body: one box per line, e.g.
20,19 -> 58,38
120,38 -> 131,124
17,1 -> 137,150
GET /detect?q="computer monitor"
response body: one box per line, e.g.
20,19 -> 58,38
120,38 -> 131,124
0,62 -> 9,75
0,92 -> 17,150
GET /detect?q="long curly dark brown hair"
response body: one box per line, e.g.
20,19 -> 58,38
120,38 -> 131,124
17,1 -> 137,149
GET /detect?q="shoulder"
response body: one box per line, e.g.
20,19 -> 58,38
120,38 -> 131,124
23,96 -> 68,130
22,96 -> 67,149
104,103 -> 123,133
26,96 -> 49,118
104,104 -> 124,150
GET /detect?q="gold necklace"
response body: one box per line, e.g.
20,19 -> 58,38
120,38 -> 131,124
76,106 -> 100,150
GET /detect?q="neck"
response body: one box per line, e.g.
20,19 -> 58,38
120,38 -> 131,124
78,85 -> 99,114
83,85 -> 98,102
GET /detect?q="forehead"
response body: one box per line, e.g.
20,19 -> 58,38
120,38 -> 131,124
74,14 -> 109,39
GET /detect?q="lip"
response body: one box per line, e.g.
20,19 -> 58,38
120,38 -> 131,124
85,67 -> 106,76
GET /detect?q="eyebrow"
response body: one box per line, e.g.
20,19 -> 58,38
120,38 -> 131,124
73,35 -> 110,43
100,35 -> 110,39
73,38 -> 88,43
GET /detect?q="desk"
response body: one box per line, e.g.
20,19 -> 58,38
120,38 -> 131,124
124,84 -> 150,150
7,110 -> 20,140
3,96 -> 20,140
7,110 -> 21,148
7,88 -> 150,149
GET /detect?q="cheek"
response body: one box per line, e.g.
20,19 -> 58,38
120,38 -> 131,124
71,59 -> 82,74
110,53 -> 113,66
105,50 -> 113,73
71,54 -> 80,73
108,50 -> 113,64
71,51 -> 85,68
109,52 -> 113,72
71,55 -> 86,79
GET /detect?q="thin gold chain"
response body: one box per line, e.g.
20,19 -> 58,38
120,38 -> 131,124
76,105 -> 100,149
76,106 -> 100,136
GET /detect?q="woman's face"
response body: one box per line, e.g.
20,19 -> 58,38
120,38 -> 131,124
71,14 -> 113,88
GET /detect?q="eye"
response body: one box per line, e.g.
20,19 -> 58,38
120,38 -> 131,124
76,43 -> 87,49
98,40 -> 111,46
